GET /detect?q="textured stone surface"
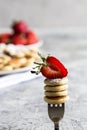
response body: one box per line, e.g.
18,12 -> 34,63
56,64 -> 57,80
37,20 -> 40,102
0,30 -> 87,129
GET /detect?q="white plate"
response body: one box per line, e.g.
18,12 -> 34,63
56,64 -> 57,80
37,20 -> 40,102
9,40 -> 43,49
0,65 -> 34,76
22,40 -> 43,49
0,40 -> 43,51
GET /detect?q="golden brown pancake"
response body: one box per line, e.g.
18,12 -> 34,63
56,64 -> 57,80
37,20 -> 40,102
44,90 -> 68,97
44,95 -> 69,104
1,65 -> 13,71
44,84 -> 68,92
44,77 -> 68,86
8,59 -> 21,69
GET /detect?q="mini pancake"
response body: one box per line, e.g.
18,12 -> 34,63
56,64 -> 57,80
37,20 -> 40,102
44,84 -> 68,92
0,55 -> 11,64
1,65 -> 13,71
18,58 -> 27,67
5,50 -> 25,58
8,59 -> 22,69
26,57 -> 35,66
0,63 -> 4,69
23,49 -> 38,58
44,77 -> 68,86
44,90 -> 68,97
13,52 -> 25,58
0,58 -> 3,64
44,95 -> 69,104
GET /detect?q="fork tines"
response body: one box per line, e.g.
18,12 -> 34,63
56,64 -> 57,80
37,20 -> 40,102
48,103 -> 65,122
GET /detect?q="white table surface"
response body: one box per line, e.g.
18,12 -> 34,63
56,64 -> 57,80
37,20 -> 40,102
0,28 -> 87,130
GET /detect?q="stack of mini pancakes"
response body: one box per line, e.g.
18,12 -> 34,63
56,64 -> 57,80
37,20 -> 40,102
44,77 -> 69,104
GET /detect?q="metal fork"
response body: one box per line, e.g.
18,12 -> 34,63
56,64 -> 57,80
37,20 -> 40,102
48,103 -> 65,130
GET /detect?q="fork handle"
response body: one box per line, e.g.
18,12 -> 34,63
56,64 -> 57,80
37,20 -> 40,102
54,122 -> 59,130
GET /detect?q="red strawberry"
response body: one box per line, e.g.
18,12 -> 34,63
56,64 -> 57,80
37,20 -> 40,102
26,30 -> 39,45
41,66 -> 64,79
46,56 -> 67,72
41,56 -> 68,79
12,34 -> 27,45
0,33 -> 11,43
31,53 -> 68,79
12,21 -> 28,34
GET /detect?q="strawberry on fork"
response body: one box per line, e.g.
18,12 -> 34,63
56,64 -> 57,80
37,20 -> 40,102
31,53 -> 68,79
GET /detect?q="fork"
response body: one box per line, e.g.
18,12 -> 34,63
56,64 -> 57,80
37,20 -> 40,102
48,103 -> 65,130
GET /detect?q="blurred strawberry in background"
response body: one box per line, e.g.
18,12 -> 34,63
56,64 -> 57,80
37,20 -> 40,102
0,20 -> 39,45
12,21 -> 28,34
11,34 -> 27,45
26,30 -> 39,45
0,33 -> 11,43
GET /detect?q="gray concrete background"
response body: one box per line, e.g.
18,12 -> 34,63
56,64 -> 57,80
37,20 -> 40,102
0,0 -> 87,28
0,33 -> 87,130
